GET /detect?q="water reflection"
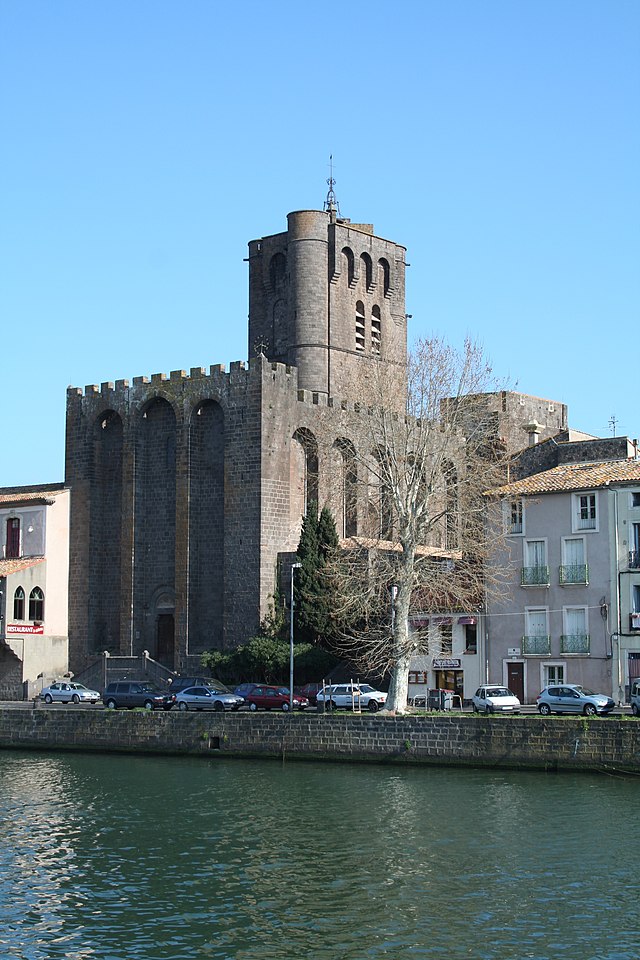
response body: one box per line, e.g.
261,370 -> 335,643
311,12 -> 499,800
0,752 -> 638,959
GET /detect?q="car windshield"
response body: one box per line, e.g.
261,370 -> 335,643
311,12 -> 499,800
358,685 -> 375,693
70,683 -> 89,691
574,686 -> 595,696
486,688 -> 511,697
139,684 -> 157,693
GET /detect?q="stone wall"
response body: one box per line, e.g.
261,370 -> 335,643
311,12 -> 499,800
1,709 -> 639,774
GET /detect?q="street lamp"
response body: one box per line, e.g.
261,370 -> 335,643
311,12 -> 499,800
289,562 -> 302,711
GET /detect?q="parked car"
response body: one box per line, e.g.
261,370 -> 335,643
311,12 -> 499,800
40,681 -> 101,705
472,685 -> 521,714
630,679 -> 640,717
233,682 -> 261,699
245,685 -> 309,711
316,683 -> 387,713
536,684 -> 615,716
169,676 -> 232,695
294,682 -> 323,706
174,686 -> 244,712
103,681 -> 175,711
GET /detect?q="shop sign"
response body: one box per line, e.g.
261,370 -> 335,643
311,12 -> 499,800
6,623 -> 44,635
507,647 -> 521,657
433,657 -> 461,669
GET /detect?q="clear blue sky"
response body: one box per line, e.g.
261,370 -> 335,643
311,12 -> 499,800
1,0 -> 638,487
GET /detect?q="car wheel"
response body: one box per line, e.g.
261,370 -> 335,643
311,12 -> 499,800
249,702 -> 258,711
44,694 -> 53,704
472,704 -> 478,713
72,694 -> 80,704
144,700 -> 154,710
632,703 -> 640,717
329,700 -> 338,711
539,703 -> 551,716
106,699 -> 117,709
214,700 -> 224,713
367,700 -> 379,713
179,701 -> 189,712
281,701 -> 290,712
584,704 -> 597,716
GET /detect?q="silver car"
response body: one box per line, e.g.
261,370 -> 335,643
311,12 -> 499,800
40,681 -> 101,704
537,684 -> 615,716
174,685 -> 244,712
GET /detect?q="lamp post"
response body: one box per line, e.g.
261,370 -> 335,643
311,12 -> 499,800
289,562 -> 302,711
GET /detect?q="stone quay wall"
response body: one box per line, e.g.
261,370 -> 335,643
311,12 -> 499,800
1,709 -> 640,774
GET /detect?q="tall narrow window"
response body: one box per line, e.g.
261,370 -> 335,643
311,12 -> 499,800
29,587 -> 44,622
371,306 -> 381,354
378,258 -> 391,296
574,493 -> 597,531
342,247 -> 355,286
6,518 -> 20,559
355,301 -> 365,352
13,586 -> 25,620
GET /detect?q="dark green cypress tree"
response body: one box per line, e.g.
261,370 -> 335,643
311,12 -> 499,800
294,505 -> 338,646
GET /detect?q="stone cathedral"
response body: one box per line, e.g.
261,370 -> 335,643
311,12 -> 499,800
65,203 -> 567,673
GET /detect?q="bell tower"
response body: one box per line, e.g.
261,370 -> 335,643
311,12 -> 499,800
247,188 -> 408,406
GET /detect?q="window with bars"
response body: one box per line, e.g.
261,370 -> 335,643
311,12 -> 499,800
355,301 -> 365,352
371,306 -> 381,354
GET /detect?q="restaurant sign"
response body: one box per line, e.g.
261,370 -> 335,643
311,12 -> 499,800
432,657 -> 461,669
7,624 -> 44,635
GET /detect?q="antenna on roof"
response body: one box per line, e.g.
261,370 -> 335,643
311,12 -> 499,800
324,154 -> 341,221
609,415 -> 618,437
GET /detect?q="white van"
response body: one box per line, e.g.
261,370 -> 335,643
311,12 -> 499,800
630,679 -> 640,717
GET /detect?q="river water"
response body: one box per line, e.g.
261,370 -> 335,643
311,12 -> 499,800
0,750 -> 637,960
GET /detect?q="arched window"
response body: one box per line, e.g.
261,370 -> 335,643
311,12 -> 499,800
378,258 -> 391,297
443,461 -> 458,549
269,252 -> 287,291
360,252 -> 373,290
29,587 -> 44,622
334,439 -> 358,538
291,428 -> 319,520
342,247 -> 355,286
355,301 -> 365,352
5,518 -> 20,559
13,586 -> 25,620
371,305 -> 381,354
368,449 -> 393,541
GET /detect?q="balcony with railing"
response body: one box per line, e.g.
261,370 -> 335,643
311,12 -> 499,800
559,564 -> 589,585
560,634 -> 590,654
521,566 -> 550,587
522,635 -> 551,655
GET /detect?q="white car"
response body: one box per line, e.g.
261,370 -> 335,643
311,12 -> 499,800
316,683 -> 387,713
472,685 -> 521,714
40,681 -> 101,704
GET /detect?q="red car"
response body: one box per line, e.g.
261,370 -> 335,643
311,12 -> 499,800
294,682 -> 324,706
245,685 -> 310,712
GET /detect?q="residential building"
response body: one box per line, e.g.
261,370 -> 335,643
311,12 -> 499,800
486,437 -> 640,704
0,485 -> 70,698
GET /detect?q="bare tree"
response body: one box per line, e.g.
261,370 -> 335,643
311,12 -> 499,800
325,336 -> 510,714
